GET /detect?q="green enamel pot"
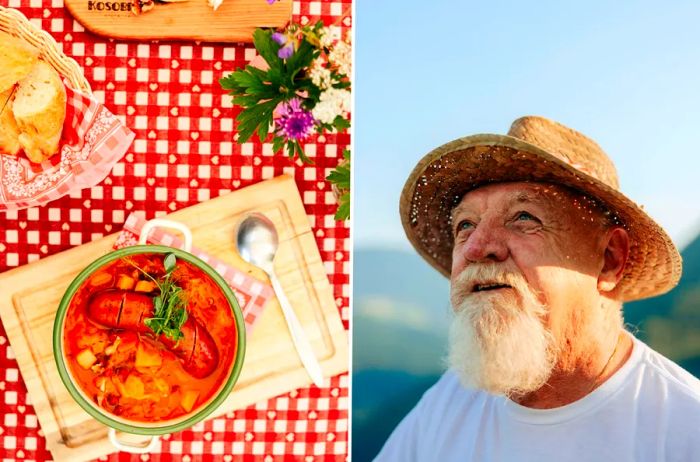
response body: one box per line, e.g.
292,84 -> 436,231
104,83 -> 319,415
52,220 -> 246,453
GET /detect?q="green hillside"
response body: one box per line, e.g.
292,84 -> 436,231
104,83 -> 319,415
626,233 -> 700,377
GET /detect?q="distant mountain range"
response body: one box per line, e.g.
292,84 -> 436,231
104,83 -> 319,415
353,248 -> 449,375
353,236 -> 700,461
352,248 -> 449,461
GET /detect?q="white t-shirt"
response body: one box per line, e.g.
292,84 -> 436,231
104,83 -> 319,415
375,335 -> 700,462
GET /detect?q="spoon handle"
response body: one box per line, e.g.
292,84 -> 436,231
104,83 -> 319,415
269,272 -> 325,387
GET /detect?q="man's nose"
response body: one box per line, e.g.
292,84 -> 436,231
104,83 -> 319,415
461,222 -> 508,262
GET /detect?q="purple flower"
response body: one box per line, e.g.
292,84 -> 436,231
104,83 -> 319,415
278,43 -> 294,59
271,32 -> 294,59
266,0 -> 277,4
274,98 -> 316,140
271,32 -> 286,45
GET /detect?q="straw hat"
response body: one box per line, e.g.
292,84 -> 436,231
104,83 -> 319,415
399,116 -> 682,302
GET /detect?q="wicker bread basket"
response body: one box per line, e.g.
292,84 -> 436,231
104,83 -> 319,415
1,5 -> 91,94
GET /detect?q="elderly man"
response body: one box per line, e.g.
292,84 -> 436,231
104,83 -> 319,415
375,116 -> 700,461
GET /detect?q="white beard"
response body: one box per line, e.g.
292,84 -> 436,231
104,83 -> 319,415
448,265 -> 558,397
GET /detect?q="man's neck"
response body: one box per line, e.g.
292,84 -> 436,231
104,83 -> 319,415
511,330 -> 634,409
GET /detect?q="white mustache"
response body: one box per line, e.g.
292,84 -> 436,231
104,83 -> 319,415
451,265 -> 531,309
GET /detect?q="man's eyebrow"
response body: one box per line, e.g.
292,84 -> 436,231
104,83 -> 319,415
512,191 -> 552,207
450,202 -> 470,223
515,191 -> 542,203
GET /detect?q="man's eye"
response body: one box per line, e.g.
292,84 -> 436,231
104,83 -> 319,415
515,211 -> 536,221
455,220 -> 474,235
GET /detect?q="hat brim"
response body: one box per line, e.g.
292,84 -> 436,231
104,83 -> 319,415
399,134 -> 682,302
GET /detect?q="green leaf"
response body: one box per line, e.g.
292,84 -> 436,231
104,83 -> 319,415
272,136 -> 285,153
164,253 -> 176,273
257,119 -> 270,141
153,296 -> 163,314
333,80 -> 352,90
293,140 -> 313,164
246,65 -> 269,79
334,192 -> 350,221
230,70 -> 264,91
326,171 -> 350,190
286,39 -> 317,81
326,150 -> 350,221
267,68 -> 284,89
332,115 -> 351,131
219,73 -> 241,91
232,95 -> 262,108
143,318 -> 158,333
236,99 -> 278,143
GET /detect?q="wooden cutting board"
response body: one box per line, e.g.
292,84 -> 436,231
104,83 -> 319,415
0,175 -> 348,462
64,0 -> 291,42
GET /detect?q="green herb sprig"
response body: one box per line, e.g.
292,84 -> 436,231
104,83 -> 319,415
126,253 -> 189,341
326,149 -> 350,220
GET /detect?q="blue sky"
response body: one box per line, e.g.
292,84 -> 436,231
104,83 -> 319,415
355,0 -> 700,251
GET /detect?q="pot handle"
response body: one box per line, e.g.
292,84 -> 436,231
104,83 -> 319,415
108,428 -> 159,453
138,218 -> 193,252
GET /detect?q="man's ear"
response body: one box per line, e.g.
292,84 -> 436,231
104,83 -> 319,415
597,227 -> 630,294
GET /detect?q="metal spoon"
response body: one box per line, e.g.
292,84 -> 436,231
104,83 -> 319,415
235,213 -> 324,387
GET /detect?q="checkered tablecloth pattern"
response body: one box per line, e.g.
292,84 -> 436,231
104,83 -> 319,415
0,0 -> 351,460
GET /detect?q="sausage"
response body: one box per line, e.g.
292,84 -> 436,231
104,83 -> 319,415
88,291 -> 153,333
159,317 -> 219,379
87,290 -> 219,378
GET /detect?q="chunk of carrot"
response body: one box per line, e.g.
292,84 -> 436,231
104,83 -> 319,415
180,390 -> 199,413
76,349 -> 97,369
90,272 -> 113,287
116,274 -> 136,290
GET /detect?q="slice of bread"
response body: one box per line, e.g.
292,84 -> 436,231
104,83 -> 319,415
0,32 -> 39,93
13,61 -> 67,163
0,88 -> 21,156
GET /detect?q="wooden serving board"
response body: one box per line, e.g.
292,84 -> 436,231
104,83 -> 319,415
64,0 -> 291,43
0,175 -> 348,462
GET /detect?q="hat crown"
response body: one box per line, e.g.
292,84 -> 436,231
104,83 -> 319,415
508,116 -> 620,189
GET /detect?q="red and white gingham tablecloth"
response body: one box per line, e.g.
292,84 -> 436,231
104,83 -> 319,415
0,0 -> 351,460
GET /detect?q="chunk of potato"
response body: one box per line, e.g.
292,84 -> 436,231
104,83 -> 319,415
135,342 -> 162,368
124,375 -> 145,399
76,349 -> 97,369
134,280 -> 156,293
116,274 -> 136,290
180,390 -> 199,413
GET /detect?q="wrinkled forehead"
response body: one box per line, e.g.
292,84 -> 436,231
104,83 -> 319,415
450,181 -> 611,222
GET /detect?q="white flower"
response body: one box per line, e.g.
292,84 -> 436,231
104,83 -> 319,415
312,88 -> 351,125
318,27 -> 334,49
329,40 -> 351,76
309,60 -> 333,90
